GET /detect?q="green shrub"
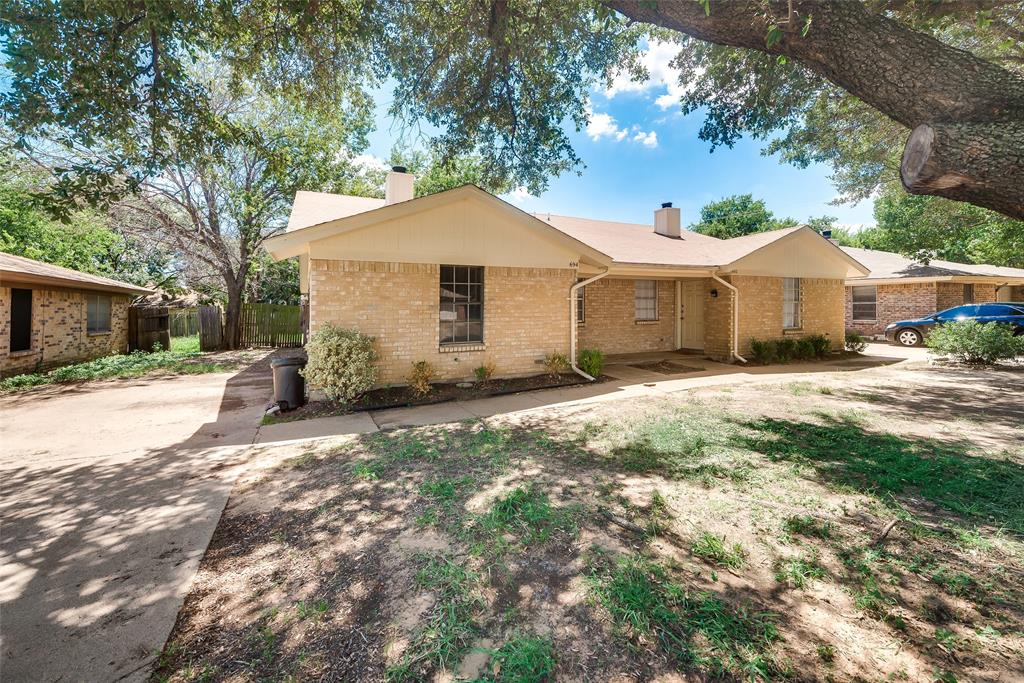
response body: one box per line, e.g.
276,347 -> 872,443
577,348 -> 604,377
543,351 -> 569,377
407,360 -> 436,396
473,359 -> 496,382
301,324 -> 378,403
794,338 -> 816,361
926,320 -> 1024,365
775,338 -> 797,362
807,334 -> 832,358
845,331 -> 867,353
749,339 -> 776,365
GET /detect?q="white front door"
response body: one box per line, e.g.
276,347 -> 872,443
679,280 -> 705,349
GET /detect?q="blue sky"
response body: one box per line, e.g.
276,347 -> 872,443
362,40 -> 876,229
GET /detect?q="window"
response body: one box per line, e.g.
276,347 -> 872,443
634,280 -> 657,320
851,285 -> 877,321
576,279 -> 586,324
439,265 -> 484,344
963,284 -> 975,304
87,294 -> 112,333
9,288 -> 32,352
783,277 -> 802,329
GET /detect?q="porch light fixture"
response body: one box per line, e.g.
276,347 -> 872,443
710,288 -> 718,298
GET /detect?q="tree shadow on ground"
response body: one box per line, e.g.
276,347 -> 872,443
0,353 -> 275,682
835,365 -> 1024,431
729,413 -> 1024,534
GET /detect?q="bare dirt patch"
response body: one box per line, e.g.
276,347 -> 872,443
155,364 -> 1024,682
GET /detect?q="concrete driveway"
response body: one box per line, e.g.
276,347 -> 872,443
0,354 -> 273,682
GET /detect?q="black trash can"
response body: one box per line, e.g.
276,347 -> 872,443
271,356 -> 307,411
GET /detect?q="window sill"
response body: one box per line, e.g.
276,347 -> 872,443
8,349 -> 35,357
87,331 -> 112,337
439,343 -> 486,353
635,319 -> 660,325
851,320 -> 878,323
782,328 -> 804,334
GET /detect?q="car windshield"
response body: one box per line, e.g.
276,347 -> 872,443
934,305 -> 979,320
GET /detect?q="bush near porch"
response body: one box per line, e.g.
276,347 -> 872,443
749,334 -> 832,364
926,321 -> 1024,365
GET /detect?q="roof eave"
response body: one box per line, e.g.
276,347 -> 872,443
1,270 -> 152,296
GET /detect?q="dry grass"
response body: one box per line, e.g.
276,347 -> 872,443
154,364 -> 1024,682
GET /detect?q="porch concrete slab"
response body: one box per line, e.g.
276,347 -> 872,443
255,412 -> 378,444
370,402 -> 478,430
602,364 -> 667,383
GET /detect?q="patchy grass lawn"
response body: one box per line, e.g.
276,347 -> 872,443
0,341 -> 234,393
154,365 -> 1024,682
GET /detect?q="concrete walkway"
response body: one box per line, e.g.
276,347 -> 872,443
256,342 -> 927,443
0,355 -> 274,682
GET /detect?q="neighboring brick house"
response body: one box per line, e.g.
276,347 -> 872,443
265,168 -> 868,385
1,253 -> 151,377
840,247 -> 1024,337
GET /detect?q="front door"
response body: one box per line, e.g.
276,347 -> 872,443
679,280 -> 705,349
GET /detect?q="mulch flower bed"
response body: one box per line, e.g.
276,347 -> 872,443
271,372 -> 602,423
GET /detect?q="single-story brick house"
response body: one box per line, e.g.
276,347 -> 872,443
840,247 -> 1024,337
264,168 -> 868,384
1,252 -> 151,377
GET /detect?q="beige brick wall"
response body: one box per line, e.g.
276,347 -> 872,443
727,276 -> 845,358
309,259 -> 575,385
845,282 -> 937,337
703,278 -> 733,361
1,287 -> 130,377
577,277 -> 675,355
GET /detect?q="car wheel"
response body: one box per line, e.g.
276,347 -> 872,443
895,329 -> 922,346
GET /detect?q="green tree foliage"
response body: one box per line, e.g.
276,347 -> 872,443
0,155 -> 173,286
867,186 -> 1024,268
688,194 -> 845,241
389,148 -> 512,197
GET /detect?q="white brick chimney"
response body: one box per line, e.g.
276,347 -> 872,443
654,202 -> 681,238
385,166 -> 415,205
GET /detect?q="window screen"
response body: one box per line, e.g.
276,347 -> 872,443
634,280 -> 657,320
783,278 -> 802,329
439,265 -> 484,344
10,288 -> 31,352
851,285 -> 877,321
87,294 -> 112,333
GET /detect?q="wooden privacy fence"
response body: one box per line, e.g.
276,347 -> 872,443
128,306 -> 171,352
198,306 -> 223,351
239,303 -> 304,348
169,308 -> 199,337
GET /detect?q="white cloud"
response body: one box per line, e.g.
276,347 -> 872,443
605,39 -> 693,111
585,107 -> 657,148
633,130 -> 658,148
509,186 -> 534,201
351,153 -> 389,170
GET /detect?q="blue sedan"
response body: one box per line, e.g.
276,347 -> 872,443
885,302 -> 1024,346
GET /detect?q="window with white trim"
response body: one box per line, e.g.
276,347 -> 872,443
634,280 -> 657,321
87,294 -> 112,333
783,278 -> 801,329
576,279 -> 585,324
851,285 -> 877,321
439,265 -> 484,344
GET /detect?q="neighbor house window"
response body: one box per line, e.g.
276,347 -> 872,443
9,288 -> 32,352
963,283 -> 975,304
783,277 -> 802,329
635,280 -> 658,321
87,294 -> 112,333
576,279 -> 586,324
851,285 -> 877,321
439,265 -> 484,344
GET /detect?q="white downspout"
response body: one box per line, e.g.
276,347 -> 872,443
711,273 -> 748,364
570,268 -> 610,380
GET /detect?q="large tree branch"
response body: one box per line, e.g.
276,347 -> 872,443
604,0 -> 1024,218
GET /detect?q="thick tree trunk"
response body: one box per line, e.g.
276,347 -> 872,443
901,122 -> 1024,219
604,0 -> 1024,219
224,281 -> 243,351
